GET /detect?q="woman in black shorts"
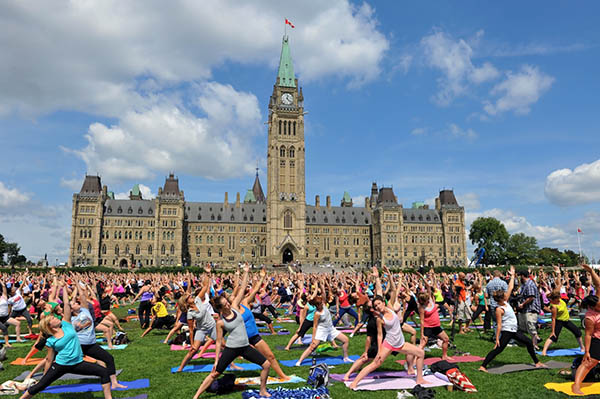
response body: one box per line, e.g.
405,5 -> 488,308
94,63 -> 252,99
343,301 -> 384,380
194,265 -> 271,399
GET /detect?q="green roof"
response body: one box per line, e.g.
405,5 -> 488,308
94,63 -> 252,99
342,191 -> 352,202
107,191 -> 115,199
132,184 -> 140,196
412,201 -> 425,209
244,189 -> 256,203
277,36 -> 296,87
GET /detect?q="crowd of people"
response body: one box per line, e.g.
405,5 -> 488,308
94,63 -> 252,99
1,262 -> 600,396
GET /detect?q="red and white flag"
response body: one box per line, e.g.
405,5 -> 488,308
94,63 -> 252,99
285,18 -> 295,28
578,228 -> 583,233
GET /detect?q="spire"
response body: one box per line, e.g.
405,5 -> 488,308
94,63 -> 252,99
277,36 -> 296,88
252,172 -> 266,203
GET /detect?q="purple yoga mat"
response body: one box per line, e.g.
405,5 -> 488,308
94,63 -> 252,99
331,370 -> 413,382
259,331 -> 290,336
344,374 -> 451,390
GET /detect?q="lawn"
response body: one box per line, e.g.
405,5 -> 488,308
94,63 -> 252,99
1,306 -> 581,398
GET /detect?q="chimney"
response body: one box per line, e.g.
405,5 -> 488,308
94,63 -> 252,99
423,204 -> 429,209
365,197 -> 370,209
326,195 -> 331,209
158,187 -> 163,195
235,192 -> 240,207
315,195 -> 320,209
435,197 -> 441,210
102,185 -> 107,195
224,192 -> 228,205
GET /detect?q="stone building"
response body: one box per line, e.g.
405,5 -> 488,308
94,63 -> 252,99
68,36 -> 466,268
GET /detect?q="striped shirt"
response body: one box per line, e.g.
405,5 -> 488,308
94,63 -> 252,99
486,277 -> 508,310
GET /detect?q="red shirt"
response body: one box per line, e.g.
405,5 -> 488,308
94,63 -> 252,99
339,291 -> 350,308
454,280 -> 466,302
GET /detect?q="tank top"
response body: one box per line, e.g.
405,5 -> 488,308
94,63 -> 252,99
339,291 -> 350,308
433,289 -> 444,303
499,303 -> 518,332
222,309 -> 249,348
585,309 -> 600,339
422,301 -> 441,328
318,306 -> 333,329
140,289 -> 154,302
553,299 -> 569,322
383,309 -> 405,348
240,304 -> 259,338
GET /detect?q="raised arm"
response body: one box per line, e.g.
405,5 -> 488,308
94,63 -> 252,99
62,280 -> 72,322
582,264 -> 600,293
231,264 -> 250,310
504,266 -> 515,302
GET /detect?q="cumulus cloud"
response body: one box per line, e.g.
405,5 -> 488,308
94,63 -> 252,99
457,192 -> 480,210
448,123 -> 477,140
545,159 -> 600,206
60,177 -> 82,191
115,184 -> 155,200
483,65 -> 554,115
0,1 -> 388,117
421,30 -> 499,105
411,127 -> 427,136
0,182 -> 30,209
65,82 -> 262,183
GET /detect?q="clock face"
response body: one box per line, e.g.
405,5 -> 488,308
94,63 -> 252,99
281,93 -> 293,105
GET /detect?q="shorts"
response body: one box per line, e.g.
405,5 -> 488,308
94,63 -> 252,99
152,315 -> 174,329
423,326 -> 443,339
194,327 -> 217,343
297,318 -> 313,338
591,338 -> 600,361
517,312 -> 538,337
367,344 -> 378,359
0,315 -> 9,324
383,340 -> 404,352
215,345 -> 266,374
10,308 -> 27,318
457,302 -> 472,322
248,334 -> 262,346
178,313 -> 187,324
35,336 -> 48,351
315,326 -> 340,343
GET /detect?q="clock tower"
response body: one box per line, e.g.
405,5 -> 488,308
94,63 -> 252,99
266,35 -> 306,264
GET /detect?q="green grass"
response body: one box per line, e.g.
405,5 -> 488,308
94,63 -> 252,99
1,308 -> 584,398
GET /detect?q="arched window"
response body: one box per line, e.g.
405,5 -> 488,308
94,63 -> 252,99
115,245 -> 119,255
284,120 -> 287,135
196,248 -> 200,257
284,211 -> 292,229
289,146 -> 295,158
345,249 -> 349,257
278,120 -> 281,135
79,230 -> 83,238
280,146 -> 286,157
161,245 -> 165,255
148,245 -> 153,255
293,121 -> 296,135
218,248 -> 223,257
170,245 -> 175,255
101,244 -> 106,254
77,243 -> 82,254
208,248 -> 212,257
125,245 -> 130,255
135,245 -> 140,255
335,249 -> 339,258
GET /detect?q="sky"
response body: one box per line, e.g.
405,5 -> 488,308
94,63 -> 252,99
1,1 -> 599,263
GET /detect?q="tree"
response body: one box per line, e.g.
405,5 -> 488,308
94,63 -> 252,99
0,234 -> 6,265
538,247 -> 563,266
469,217 -> 509,265
6,242 -> 21,265
505,233 -> 539,265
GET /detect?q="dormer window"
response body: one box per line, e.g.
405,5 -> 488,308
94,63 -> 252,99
117,206 -> 122,214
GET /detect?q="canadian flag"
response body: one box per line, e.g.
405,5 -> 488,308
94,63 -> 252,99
285,18 -> 295,28
578,228 -> 583,233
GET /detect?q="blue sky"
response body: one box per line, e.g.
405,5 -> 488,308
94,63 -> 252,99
1,1 -> 599,263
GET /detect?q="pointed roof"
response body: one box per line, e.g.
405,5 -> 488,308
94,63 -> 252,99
244,189 -> 256,203
159,173 -> 182,199
252,172 -> 266,203
79,175 -> 102,195
341,191 -> 353,207
277,36 -> 296,87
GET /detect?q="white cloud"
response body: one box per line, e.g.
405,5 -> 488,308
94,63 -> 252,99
448,123 -> 477,140
0,182 -> 30,209
545,159 -> 600,206
0,1 -> 388,117
352,195 -> 367,207
60,177 -> 82,191
421,30 -> 499,105
457,192 -> 480,210
411,127 -> 427,136
115,184 -> 155,200
483,65 -> 554,115
66,82 -> 262,183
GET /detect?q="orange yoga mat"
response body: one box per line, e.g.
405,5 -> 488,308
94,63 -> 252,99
11,356 -> 97,366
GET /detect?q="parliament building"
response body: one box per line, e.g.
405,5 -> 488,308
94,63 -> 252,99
68,36 -> 467,269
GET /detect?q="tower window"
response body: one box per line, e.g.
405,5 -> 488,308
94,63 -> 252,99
280,146 -> 286,157
293,121 -> 296,135
278,120 -> 281,135
289,146 -> 295,158
284,211 -> 292,229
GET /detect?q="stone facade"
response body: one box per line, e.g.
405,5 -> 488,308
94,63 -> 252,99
68,36 -> 467,269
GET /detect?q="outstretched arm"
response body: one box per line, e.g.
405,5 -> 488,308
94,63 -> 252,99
583,264 -> 600,294
231,264 -> 250,310
504,266 -> 515,302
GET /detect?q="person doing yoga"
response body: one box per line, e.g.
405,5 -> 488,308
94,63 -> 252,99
193,265 -> 271,398
479,266 -> 545,372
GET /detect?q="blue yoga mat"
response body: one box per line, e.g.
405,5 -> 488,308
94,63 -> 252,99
280,355 -> 360,367
258,325 -> 282,329
537,348 -> 584,357
100,344 -> 128,350
42,379 -> 149,394
172,362 -> 262,373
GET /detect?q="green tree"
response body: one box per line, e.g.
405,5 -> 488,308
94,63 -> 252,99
6,242 -> 21,265
563,249 -> 581,266
505,233 -> 539,265
538,247 -> 563,265
469,217 -> 510,265
0,234 -> 6,265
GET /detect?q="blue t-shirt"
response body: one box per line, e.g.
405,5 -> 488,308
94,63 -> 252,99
240,304 -> 259,338
72,308 -> 96,345
46,321 -> 84,366
306,304 -> 317,321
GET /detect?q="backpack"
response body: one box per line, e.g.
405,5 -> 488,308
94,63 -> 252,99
171,331 -> 189,346
446,368 -> 477,392
112,331 -> 129,345
572,356 -> 600,381
207,373 -> 236,394
307,363 -> 329,388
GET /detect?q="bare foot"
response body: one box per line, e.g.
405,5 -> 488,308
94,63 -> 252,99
348,383 -> 357,390
442,356 -> 454,361
230,363 -> 243,371
112,382 -> 127,389
343,357 -> 352,363
279,375 -> 291,381
478,366 -> 488,373
415,378 -> 427,385
343,374 -> 351,381
535,362 -> 547,369
5,343 -> 12,348
284,347 -> 290,351
541,351 -> 547,356
259,390 -> 271,397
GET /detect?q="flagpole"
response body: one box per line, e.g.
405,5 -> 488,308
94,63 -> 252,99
577,229 -> 583,263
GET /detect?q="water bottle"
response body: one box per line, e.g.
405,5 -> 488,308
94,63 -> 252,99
312,354 -> 316,366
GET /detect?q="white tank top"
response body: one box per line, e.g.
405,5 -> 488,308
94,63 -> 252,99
383,308 -> 405,348
500,303 -> 518,332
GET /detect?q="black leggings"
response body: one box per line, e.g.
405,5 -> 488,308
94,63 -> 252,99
551,320 -> 582,342
403,297 -> 418,324
482,330 -> 539,368
11,308 -> 33,329
261,304 -> 279,319
471,305 -> 487,323
253,312 -> 273,325
139,300 -> 152,329
81,343 -> 116,375
215,345 -> 267,373
27,361 -> 110,395
296,318 -> 313,338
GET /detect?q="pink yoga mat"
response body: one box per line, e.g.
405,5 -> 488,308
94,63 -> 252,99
331,371 -> 413,382
344,374 -> 451,390
171,344 -> 216,351
396,355 -> 484,366
193,352 -> 216,359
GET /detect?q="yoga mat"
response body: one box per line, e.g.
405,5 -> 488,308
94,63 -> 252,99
171,344 -> 215,351
258,325 -> 282,329
344,374 -> 451,390
172,363 -> 262,373
338,329 -> 366,333
259,331 -> 290,336
11,356 -> 97,366
545,381 -> 600,396
101,344 -> 128,350
487,360 -> 570,375
275,344 -> 308,351
235,375 -> 305,385
396,355 -> 484,366
280,355 -> 360,367
537,348 -> 584,357
14,369 -> 122,382
331,370 -> 415,382
122,395 -> 148,399
42,379 -> 149,394
192,352 -> 216,359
